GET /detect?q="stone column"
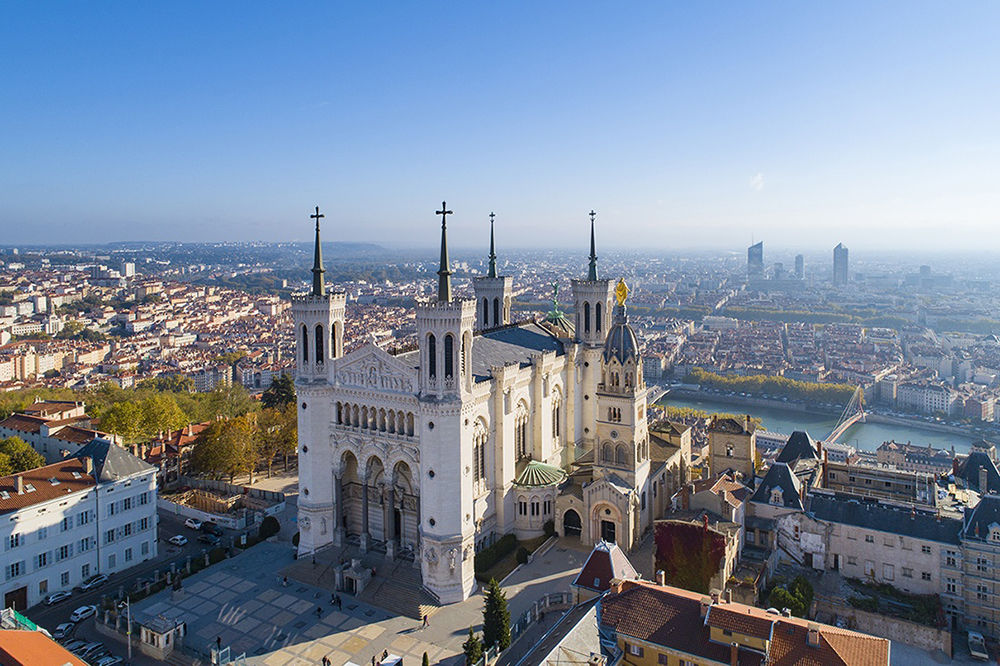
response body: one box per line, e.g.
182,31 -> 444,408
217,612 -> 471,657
386,486 -> 396,560
333,474 -> 344,547
361,474 -> 370,552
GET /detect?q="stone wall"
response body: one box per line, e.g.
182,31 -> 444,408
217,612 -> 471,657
814,599 -> 951,658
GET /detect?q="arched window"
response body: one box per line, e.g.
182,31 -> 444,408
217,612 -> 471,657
301,324 -> 309,363
596,302 -> 602,332
584,302 -> 591,333
483,298 -> 489,325
616,444 -> 627,466
493,298 -> 500,327
473,421 -> 488,492
315,324 -> 324,364
602,443 -> 613,462
461,333 -> 468,378
444,334 -> 455,378
515,402 -> 529,459
428,334 -> 437,378
336,403 -> 342,424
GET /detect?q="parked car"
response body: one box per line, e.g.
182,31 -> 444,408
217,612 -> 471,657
75,642 -> 105,659
184,518 -> 203,530
198,534 -> 221,546
52,623 -> 76,640
969,631 -> 989,661
75,573 -> 108,592
168,534 -> 188,546
69,605 -> 97,622
62,639 -> 87,653
95,657 -> 125,666
87,646 -> 112,662
43,591 -> 72,605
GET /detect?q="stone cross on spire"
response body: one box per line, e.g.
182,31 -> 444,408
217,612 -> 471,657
588,209 -> 599,281
436,201 -> 454,302
310,206 -> 325,296
487,211 -> 498,278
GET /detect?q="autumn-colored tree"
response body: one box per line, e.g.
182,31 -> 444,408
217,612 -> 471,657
654,521 -> 726,595
257,405 -> 297,477
0,452 -> 14,476
140,393 -> 188,437
189,416 -> 257,482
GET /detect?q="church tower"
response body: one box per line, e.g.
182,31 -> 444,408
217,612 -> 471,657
293,206 -> 346,556
416,202 -> 477,603
593,279 -> 651,545
472,212 -> 513,330
571,211 -> 614,450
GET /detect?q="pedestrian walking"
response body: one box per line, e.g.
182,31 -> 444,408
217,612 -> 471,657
316,606 -> 323,619
421,613 -> 429,628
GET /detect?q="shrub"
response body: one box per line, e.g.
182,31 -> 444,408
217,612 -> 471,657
515,547 -> 529,565
258,515 -> 280,540
463,627 -> 483,664
209,547 -> 227,564
543,520 -> 555,537
474,534 -> 517,574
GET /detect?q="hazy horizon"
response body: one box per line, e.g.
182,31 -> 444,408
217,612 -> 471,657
2,3 -> 998,250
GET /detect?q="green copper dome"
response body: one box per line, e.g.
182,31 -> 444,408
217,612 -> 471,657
514,460 -> 568,487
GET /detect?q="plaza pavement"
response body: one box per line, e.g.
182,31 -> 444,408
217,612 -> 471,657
130,536 -> 592,666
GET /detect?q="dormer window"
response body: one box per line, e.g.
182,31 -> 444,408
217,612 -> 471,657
726,445 -> 734,458
990,523 -> 1000,542
770,487 -> 783,506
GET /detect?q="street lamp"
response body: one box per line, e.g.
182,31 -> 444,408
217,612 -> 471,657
125,596 -> 132,662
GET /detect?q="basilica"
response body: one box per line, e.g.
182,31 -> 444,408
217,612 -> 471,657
294,205 -> 690,603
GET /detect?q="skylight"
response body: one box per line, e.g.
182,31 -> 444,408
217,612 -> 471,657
49,478 -> 60,486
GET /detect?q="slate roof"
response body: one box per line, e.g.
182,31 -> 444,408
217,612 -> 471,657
572,540 -> 638,592
776,431 -> 818,465
807,491 -> 962,545
603,305 -> 640,364
956,451 -> 1000,494
750,462 -> 803,510
470,322 -> 565,381
709,415 -> 756,435
70,438 -> 155,483
963,494 -> 1000,542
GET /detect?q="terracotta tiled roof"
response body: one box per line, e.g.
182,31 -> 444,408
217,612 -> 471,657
0,629 -> 88,665
0,459 -> 96,515
49,425 -> 103,444
599,581 -> 889,666
0,414 -> 47,434
572,540 -> 638,593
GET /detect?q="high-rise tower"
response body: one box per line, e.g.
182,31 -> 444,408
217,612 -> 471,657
747,241 -> 764,279
833,242 -> 849,285
473,212 -> 513,330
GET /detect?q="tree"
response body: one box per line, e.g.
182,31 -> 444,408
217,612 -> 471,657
188,417 -> 256,482
482,578 -> 511,650
258,405 -> 296,477
0,437 -> 45,473
205,383 -> 255,420
100,401 -> 145,442
140,394 -> 188,437
463,627 -> 483,664
262,373 -> 295,410
139,374 -> 194,393
422,653 -> 429,666
0,452 -> 14,476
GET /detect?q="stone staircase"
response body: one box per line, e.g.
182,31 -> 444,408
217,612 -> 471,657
359,560 -> 439,620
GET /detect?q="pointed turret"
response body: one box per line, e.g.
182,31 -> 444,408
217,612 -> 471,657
487,212 -> 498,278
436,201 -> 453,302
587,210 -> 599,281
310,206 -> 325,296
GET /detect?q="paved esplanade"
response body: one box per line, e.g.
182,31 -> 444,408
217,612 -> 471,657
130,539 -> 591,665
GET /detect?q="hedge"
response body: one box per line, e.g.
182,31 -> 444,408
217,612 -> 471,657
474,534 -> 517,574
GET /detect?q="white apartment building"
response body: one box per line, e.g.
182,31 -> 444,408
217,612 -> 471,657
0,439 -> 158,611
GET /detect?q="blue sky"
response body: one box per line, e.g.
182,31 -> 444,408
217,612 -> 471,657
1,2 -> 998,251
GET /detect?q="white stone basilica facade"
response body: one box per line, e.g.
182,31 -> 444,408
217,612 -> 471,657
294,206 -> 689,603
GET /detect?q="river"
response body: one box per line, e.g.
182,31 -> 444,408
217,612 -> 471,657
659,394 -> 977,454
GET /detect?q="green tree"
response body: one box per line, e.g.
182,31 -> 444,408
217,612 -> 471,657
188,417 -> 256,482
138,374 -> 195,393
0,437 -> 45,473
482,578 -> 511,650
422,653 -> 429,666
258,405 -> 296,477
55,320 -> 84,339
140,394 -> 188,437
462,627 -> 483,665
100,401 -> 145,442
205,383 -> 255,420
261,373 -> 296,410
0,452 -> 14,476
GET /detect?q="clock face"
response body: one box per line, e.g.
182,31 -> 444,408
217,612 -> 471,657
610,430 -> 619,439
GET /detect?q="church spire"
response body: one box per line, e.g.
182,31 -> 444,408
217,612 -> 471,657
436,201 -> 454,302
587,209 -> 599,281
487,211 -> 498,278
310,206 -> 325,296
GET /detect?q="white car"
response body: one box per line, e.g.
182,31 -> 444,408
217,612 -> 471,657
44,591 -> 72,605
168,534 -> 188,546
184,518 -> 203,530
969,631 -> 989,661
52,622 -> 76,640
69,605 -> 97,622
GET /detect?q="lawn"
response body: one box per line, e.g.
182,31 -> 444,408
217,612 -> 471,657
476,535 -> 550,584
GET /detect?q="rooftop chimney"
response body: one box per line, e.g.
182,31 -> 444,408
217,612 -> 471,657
807,622 -> 821,647
726,588 -> 733,603
14,475 -> 23,494
700,596 -> 712,618
730,642 -> 739,666
980,466 -> 989,493
82,456 -> 93,475
656,570 -> 666,586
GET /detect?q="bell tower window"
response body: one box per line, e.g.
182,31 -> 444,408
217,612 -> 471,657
428,334 -> 437,378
